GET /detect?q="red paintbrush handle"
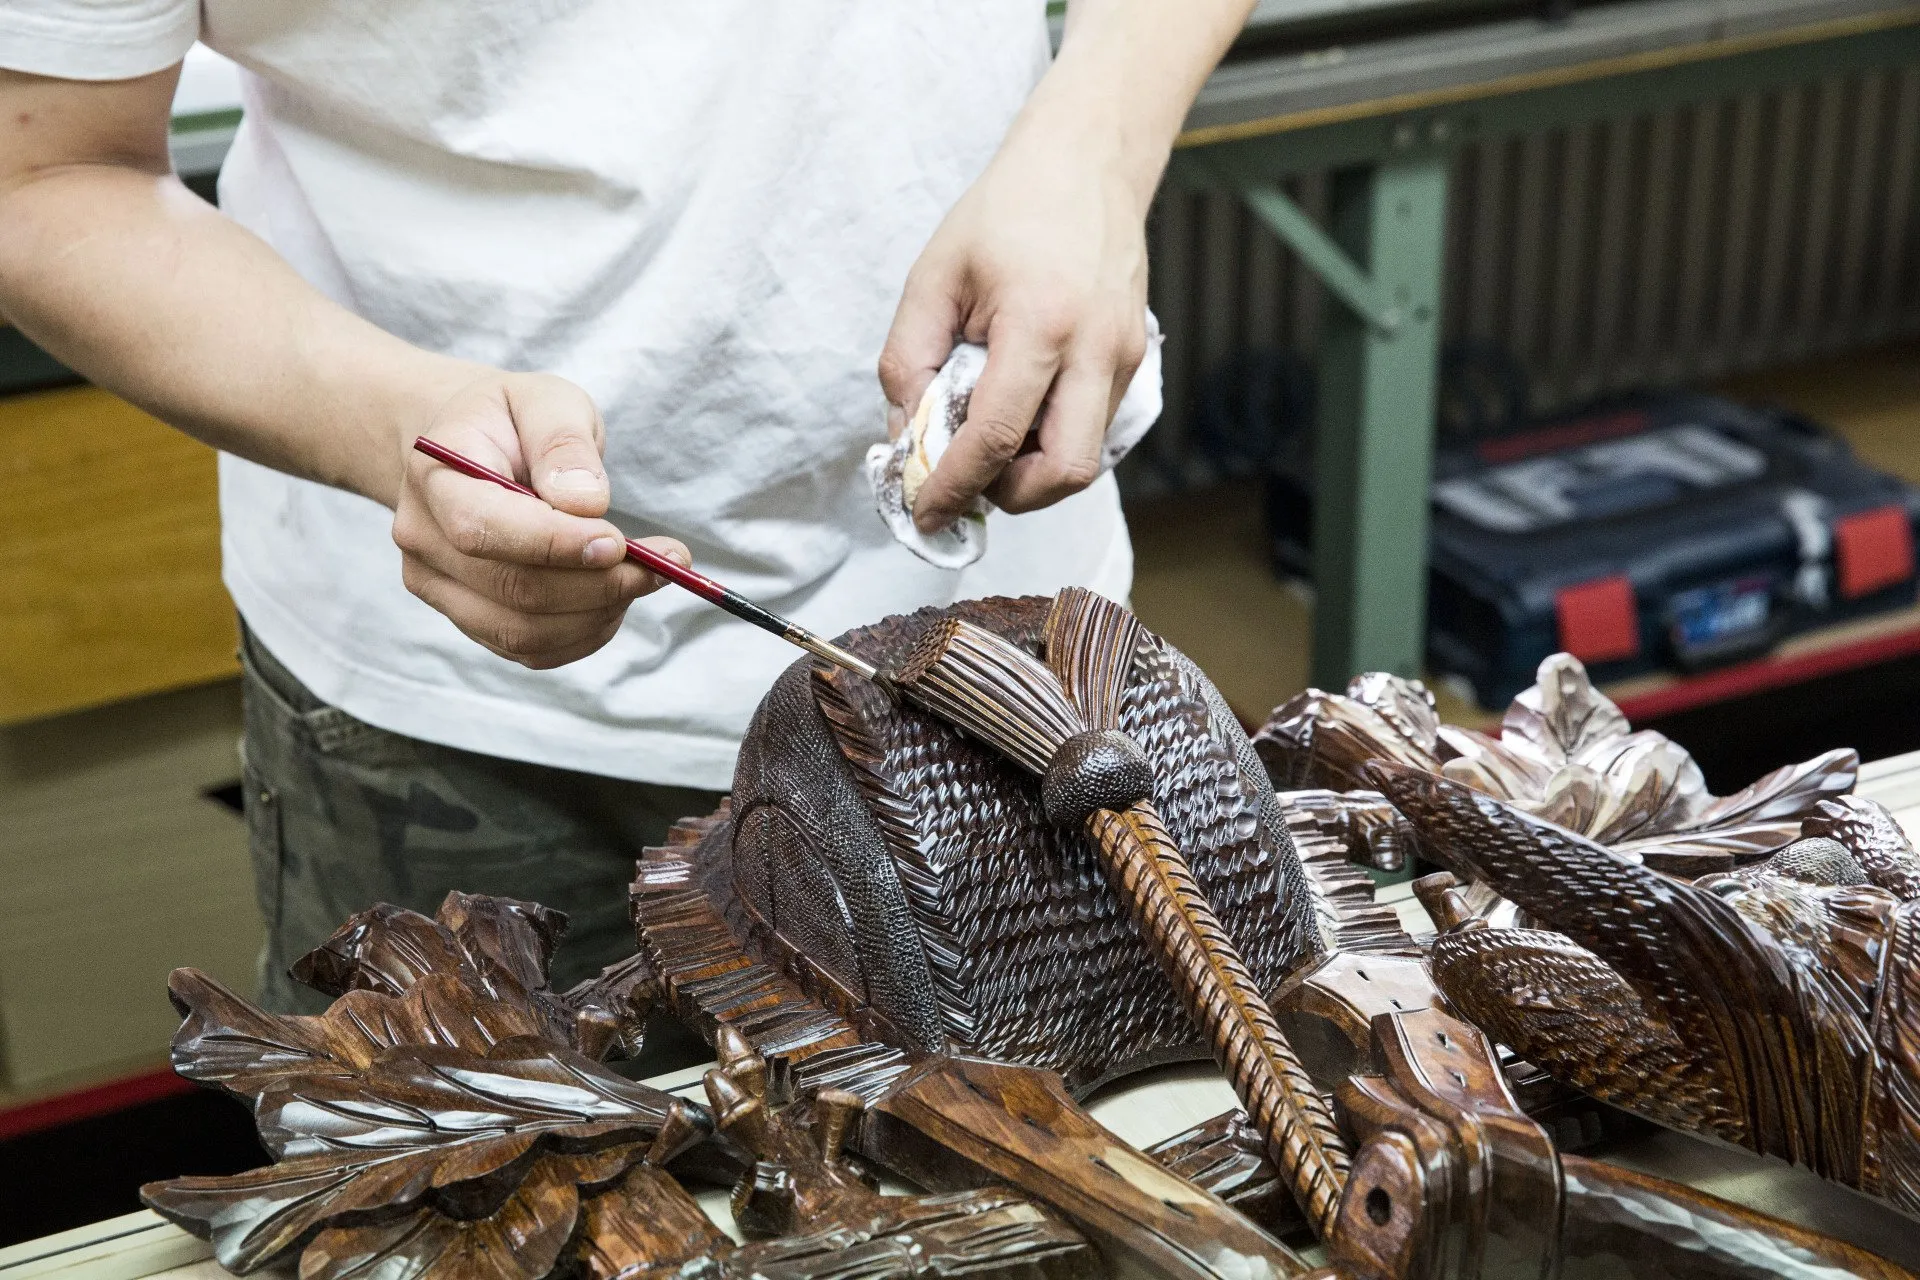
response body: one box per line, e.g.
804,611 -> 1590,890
408,436 -> 882,683
410,436 -> 726,603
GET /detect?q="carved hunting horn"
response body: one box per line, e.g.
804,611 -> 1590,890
890,587 -> 1351,1237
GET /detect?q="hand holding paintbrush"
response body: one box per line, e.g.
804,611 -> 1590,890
412,437 -> 882,682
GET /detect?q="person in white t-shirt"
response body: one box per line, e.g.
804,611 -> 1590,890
0,2 -> 1253,1017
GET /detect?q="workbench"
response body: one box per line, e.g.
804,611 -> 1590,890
1169,0 -> 1920,690
10,745 -> 1920,1280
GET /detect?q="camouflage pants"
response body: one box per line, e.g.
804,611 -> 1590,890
239,626 -> 723,1023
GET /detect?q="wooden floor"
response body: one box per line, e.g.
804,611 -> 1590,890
1126,338 -> 1920,724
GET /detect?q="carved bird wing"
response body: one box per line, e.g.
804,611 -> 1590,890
1369,763 -> 1813,1157
1431,928 -> 1746,1141
1804,795 -> 1920,901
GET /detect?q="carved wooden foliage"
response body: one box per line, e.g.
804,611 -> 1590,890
146,890 -> 1104,1280
144,914 -> 703,1278
1256,653 -> 1857,876
291,890 -> 658,1062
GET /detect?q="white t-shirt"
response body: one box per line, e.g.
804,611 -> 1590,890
3,2 -> 1149,788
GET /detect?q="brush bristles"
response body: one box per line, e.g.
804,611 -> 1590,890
894,618 -> 1086,776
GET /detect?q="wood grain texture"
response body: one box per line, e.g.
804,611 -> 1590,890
1255,653 -> 1856,876
872,1053 -> 1309,1280
1329,1008 -> 1918,1280
891,590 -> 1354,1237
721,593 -> 1332,1095
141,895 -> 709,1279
0,386 -> 235,725
631,811 -> 1306,1279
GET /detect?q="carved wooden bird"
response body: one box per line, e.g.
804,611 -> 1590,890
1374,763 -> 1920,1215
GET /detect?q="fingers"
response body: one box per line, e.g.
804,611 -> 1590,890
402,463 -> 633,570
506,375 -> 610,517
395,372 -> 686,669
878,263 -> 963,443
912,321 -> 1058,532
401,559 -> 630,669
987,353 -> 1115,514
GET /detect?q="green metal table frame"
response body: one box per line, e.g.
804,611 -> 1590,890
1169,12 -> 1920,690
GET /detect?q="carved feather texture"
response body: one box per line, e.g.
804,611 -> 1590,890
1380,764 -> 1913,1196
1430,928 -> 1741,1139
1371,768 -> 1790,1144
1043,586 -> 1142,733
1804,796 -> 1920,901
759,597 -> 1323,1095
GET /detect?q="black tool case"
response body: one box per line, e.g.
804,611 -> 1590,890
1267,392 -> 1920,708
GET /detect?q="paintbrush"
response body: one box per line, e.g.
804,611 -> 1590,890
412,438 -> 883,684
889,586 -> 1352,1239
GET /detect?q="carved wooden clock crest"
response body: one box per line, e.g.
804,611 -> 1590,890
143,594 -> 1920,1280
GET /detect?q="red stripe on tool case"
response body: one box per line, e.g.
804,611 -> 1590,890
1835,506 -> 1915,600
1555,575 -> 1640,664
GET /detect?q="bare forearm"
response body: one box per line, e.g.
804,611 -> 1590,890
0,164 -> 477,506
1036,0 -> 1254,210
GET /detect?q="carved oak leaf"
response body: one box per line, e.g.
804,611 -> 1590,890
165,968 -> 545,1095
144,900 -> 702,1278
299,1142 -> 648,1280
145,1038 -> 703,1273
1256,653 -> 1856,875
292,891 -> 658,1062
1376,762 -> 1920,1205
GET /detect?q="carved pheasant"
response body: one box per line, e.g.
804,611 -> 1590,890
1373,763 -> 1920,1214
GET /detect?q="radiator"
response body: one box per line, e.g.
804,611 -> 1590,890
1136,63 -> 1920,491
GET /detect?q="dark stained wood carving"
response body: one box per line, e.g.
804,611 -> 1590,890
140,595 -> 1920,1280
1257,654 -> 1857,877
141,898 -> 706,1277
141,893 -> 1097,1280
869,1053 -> 1311,1279
1377,760 -> 1920,1219
630,595 -> 1910,1275
634,818 -> 1312,1280
889,589 -> 1351,1236
1332,1006 -> 1916,1279
718,591 -> 1405,1097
